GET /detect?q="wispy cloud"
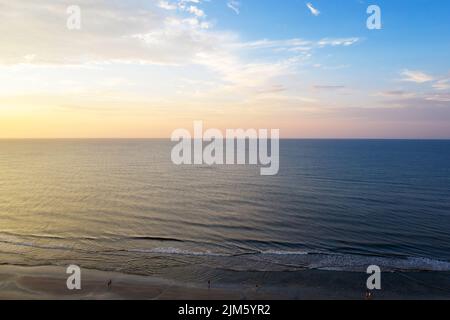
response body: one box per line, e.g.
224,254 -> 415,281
187,5 -> 205,17
236,37 -> 359,51
313,85 -> 345,90
227,0 -> 240,15
0,2 -> 367,120
0,0 -> 218,66
158,1 -> 177,10
377,90 -> 416,98
306,2 -> 320,16
317,38 -> 359,47
433,78 -> 450,90
158,1 -> 207,19
401,70 -> 434,83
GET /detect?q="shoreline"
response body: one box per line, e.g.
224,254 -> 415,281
0,265 -> 449,300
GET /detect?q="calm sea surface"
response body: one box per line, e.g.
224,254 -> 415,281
1,140 -> 450,280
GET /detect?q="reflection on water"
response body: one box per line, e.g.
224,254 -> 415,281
1,140 -> 450,279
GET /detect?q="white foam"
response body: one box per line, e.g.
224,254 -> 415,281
261,250 -> 309,255
129,247 -> 227,257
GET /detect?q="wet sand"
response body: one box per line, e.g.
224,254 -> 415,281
0,265 -> 449,300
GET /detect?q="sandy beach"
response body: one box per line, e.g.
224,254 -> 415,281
0,265 -> 449,300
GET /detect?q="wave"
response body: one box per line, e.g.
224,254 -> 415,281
128,247 -> 228,257
261,250 -> 310,255
127,236 -> 184,242
297,253 -> 450,272
0,235 -> 70,251
0,232 -> 185,244
2,232 -> 450,273
126,246 -> 450,272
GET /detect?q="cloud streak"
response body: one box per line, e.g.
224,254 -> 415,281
401,70 -> 434,83
433,78 -> 450,90
227,0 -> 240,15
313,85 -> 345,90
0,0 -> 361,97
306,3 -> 320,16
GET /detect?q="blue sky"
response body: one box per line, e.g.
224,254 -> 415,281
208,0 -> 450,73
0,0 -> 449,138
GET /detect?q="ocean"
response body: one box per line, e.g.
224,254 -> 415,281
1,140 -> 450,283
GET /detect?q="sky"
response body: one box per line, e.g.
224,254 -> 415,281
0,0 -> 449,138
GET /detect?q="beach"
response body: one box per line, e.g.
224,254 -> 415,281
1,0 -> 450,304
1,265 -> 449,300
1,140 -> 450,300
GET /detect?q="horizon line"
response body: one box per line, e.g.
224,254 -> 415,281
1,137 -> 450,141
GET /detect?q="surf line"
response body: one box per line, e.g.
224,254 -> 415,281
171,121 -> 280,176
